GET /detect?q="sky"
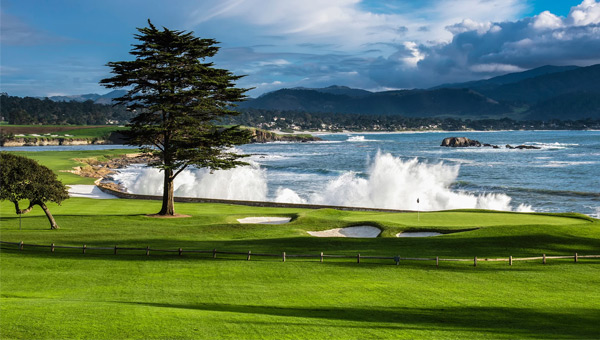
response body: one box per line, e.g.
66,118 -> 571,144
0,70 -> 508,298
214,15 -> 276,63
1,0 -> 599,98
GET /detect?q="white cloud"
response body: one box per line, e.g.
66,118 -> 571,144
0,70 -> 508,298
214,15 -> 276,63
192,0 -> 600,95
190,0 -> 526,54
532,11 -> 564,30
469,63 -> 525,73
447,19 -> 493,35
568,0 -> 600,25
403,41 -> 425,66
256,59 -> 291,67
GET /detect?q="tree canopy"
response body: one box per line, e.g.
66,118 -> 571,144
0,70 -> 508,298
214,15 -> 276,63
0,152 -> 69,229
100,20 -> 251,215
0,93 -> 133,125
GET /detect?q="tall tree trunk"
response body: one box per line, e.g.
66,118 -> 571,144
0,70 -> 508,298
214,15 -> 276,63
37,201 -> 59,229
159,168 -> 175,215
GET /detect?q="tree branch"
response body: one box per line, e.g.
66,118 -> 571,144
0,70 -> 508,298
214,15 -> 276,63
172,163 -> 189,179
13,200 -> 35,215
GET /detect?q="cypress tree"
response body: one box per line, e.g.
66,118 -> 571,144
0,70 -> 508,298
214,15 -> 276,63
101,20 -> 251,215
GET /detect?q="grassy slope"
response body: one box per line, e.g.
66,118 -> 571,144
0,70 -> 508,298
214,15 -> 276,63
1,150 -> 599,339
1,125 -> 127,139
61,126 -> 127,138
1,197 -> 599,339
9,149 -> 136,184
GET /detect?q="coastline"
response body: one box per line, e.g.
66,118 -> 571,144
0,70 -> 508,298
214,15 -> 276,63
271,129 -> 600,136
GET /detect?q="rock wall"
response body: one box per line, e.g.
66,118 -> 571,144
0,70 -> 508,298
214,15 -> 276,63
0,137 -> 108,147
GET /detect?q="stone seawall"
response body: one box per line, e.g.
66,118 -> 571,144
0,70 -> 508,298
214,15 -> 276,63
96,184 -> 412,213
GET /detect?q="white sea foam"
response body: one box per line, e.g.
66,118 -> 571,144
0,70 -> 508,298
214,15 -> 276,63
274,187 -> 307,204
347,135 -> 367,142
299,151 -> 528,211
590,207 -> 600,219
113,151 -> 529,212
113,162 -> 267,201
539,161 -> 597,168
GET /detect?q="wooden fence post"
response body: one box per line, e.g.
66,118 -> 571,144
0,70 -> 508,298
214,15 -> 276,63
509,256 -> 512,266
320,252 -> 323,263
575,253 -> 578,263
178,248 -> 183,256
282,252 -> 286,262
247,251 -> 251,261
543,254 -> 546,264
51,243 -> 55,253
395,256 -> 400,266
474,256 -> 477,267
357,253 -> 361,264
146,246 -> 150,256
83,244 -> 86,254
19,241 -> 23,251
114,245 -> 118,255
436,256 -> 439,268
213,248 -> 217,259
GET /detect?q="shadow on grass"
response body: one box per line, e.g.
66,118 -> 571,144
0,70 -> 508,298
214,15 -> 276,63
118,301 -> 600,338
3,231 -> 600,258
2,246 -> 598,273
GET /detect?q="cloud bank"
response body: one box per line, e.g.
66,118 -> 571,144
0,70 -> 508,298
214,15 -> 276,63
194,0 -> 600,95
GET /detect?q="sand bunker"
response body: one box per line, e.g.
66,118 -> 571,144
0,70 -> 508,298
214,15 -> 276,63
396,232 -> 443,237
237,217 -> 292,224
307,226 -> 381,238
68,185 -> 118,199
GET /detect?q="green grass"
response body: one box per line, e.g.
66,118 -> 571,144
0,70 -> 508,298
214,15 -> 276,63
1,197 -> 600,339
8,149 -> 137,184
1,150 -> 599,339
58,126 -> 127,138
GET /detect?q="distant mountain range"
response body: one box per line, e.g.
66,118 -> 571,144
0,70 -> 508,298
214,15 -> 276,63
45,90 -> 127,105
238,64 -> 600,120
41,64 -> 600,121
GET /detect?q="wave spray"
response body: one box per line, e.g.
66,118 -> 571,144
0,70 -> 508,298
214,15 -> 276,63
114,151 -> 531,212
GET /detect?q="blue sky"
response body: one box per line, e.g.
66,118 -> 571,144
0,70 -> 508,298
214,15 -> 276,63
1,0 -> 599,98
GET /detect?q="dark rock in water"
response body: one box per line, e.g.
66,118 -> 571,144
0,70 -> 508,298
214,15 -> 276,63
506,144 -> 515,149
483,143 -> 501,148
515,144 -> 541,149
441,137 -> 482,147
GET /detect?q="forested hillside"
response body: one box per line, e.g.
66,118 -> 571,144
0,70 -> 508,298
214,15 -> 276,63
0,94 -> 133,125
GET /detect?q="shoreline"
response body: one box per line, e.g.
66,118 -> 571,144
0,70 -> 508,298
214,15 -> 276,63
270,129 -> 600,136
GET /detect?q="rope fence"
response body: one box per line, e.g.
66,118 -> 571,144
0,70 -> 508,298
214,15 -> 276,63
2,240 -> 599,267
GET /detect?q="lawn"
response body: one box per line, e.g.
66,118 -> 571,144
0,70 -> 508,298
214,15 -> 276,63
1,150 -> 599,339
1,196 -> 599,339
8,149 -> 136,184
1,125 -> 127,139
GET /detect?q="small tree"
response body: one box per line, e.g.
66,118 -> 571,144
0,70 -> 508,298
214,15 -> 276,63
101,20 -> 252,216
0,152 -> 69,229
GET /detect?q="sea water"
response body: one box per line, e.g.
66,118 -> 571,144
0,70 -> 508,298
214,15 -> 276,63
108,130 -> 600,217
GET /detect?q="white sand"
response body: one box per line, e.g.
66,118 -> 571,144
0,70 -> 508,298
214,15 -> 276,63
307,226 -> 381,238
68,185 -> 118,199
396,232 -> 443,237
237,217 -> 292,224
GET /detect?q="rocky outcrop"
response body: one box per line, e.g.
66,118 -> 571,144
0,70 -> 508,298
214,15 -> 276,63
441,137 -> 482,147
0,137 -> 109,147
442,138 -> 541,149
250,129 -> 322,143
506,144 -> 541,150
66,153 -> 155,181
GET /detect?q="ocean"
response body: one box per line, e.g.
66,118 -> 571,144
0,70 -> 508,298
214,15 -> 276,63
108,130 -> 600,217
